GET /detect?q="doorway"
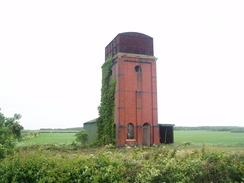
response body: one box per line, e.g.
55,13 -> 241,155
143,123 -> 150,146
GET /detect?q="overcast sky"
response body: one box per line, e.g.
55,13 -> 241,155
1,0 -> 244,129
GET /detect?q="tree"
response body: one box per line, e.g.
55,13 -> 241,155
75,130 -> 88,146
5,113 -> 23,139
0,110 -> 23,158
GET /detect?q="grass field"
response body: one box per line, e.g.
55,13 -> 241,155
21,133 -> 76,144
20,130 -> 244,148
174,130 -> 244,146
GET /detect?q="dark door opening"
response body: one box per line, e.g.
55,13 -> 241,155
143,123 -> 150,146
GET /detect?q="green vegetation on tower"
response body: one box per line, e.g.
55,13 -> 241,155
97,56 -> 116,145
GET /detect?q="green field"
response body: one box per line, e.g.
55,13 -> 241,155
20,130 -> 244,148
21,133 -> 76,144
174,130 -> 244,146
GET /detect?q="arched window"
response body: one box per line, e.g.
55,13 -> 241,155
134,66 -> 141,72
127,123 -> 134,139
134,66 -> 142,90
143,122 -> 150,127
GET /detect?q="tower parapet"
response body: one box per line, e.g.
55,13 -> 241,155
105,32 -> 154,60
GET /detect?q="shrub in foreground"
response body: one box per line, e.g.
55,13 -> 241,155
0,111 -> 23,158
0,147 -> 243,182
75,130 -> 88,146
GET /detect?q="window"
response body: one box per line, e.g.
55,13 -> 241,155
127,123 -> 134,139
134,66 -> 142,90
134,66 -> 141,72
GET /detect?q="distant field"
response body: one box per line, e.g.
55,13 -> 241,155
174,130 -> 244,146
20,130 -> 244,147
21,133 -> 76,144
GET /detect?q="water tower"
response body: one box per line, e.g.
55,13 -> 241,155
105,32 -> 160,146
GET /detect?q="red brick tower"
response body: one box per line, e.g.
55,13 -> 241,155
105,32 -> 160,146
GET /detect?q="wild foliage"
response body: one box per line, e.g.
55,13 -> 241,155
75,130 -> 88,146
0,110 -> 23,158
21,131 -> 40,140
97,56 -> 116,145
0,146 -> 243,182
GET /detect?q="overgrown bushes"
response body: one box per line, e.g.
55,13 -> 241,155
0,111 -> 23,158
75,130 -> 88,146
0,146 -> 243,182
21,131 -> 40,140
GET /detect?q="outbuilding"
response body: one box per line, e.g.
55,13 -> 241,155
83,119 -> 98,143
159,124 -> 174,144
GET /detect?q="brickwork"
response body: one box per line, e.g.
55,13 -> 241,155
106,32 -> 160,146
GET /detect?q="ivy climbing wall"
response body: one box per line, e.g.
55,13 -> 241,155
97,56 -> 116,145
